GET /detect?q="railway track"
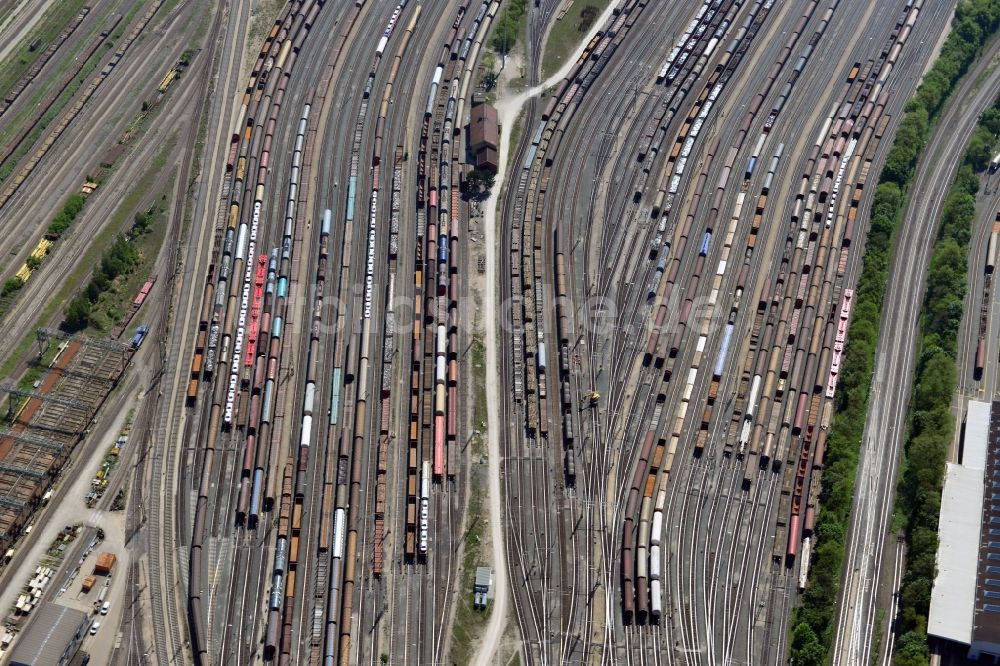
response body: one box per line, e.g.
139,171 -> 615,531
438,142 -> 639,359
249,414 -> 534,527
488,0 -> 951,663
0,0 -> 168,210
0,0 -> 950,662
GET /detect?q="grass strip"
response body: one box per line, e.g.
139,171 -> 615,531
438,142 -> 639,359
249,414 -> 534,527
541,0 -> 613,79
450,333 -> 490,661
0,0 -> 88,102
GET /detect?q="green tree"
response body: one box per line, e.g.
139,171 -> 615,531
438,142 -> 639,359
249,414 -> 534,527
467,169 -> 496,193
980,106 -> 1000,135
64,297 -> 91,331
789,623 -> 826,666
893,630 -> 931,666
86,281 -> 102,303
2,277 -> 23,296
965,126 -> 994,170
92,271 -> 110,292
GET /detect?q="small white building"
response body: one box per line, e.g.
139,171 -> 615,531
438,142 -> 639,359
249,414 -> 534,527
474,566 -> 493,610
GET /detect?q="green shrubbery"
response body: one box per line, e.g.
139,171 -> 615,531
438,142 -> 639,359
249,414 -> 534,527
490,0 -> 527,55
2,278 -> 22,297
790,1 -> 1000,663
62,234 -> 138,332
46,193 -> 85,238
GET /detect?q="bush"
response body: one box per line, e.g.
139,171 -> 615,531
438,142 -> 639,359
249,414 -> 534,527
133,208 -> 154,234
46,193 -> 86,238
2,277 -> 23,297
579,6 -> 600,33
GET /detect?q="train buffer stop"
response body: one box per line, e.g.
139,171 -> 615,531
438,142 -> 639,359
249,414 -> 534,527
473,567 -> 493,610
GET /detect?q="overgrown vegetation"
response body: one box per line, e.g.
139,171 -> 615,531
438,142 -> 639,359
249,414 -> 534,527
451,332 -> 490,662
490,0 -> 527,55
450,479 -> 487,663
63,234 -> 140,332
789,2 -> 1000,663
61,196 -> 164,333
47,193 -> 86,237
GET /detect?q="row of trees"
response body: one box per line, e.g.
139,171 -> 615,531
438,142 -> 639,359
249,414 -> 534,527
790,1 -> 1000,663
882,0 -> 1000,186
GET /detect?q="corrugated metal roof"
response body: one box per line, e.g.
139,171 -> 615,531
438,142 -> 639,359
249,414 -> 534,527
475,566 -> 492,590
8,602 -> 87,665
929,463 -> 983,644
966,400 -> 992,470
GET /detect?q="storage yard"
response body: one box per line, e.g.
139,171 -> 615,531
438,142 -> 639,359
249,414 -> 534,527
0,336 -> 130,556
0,0 -> 998,665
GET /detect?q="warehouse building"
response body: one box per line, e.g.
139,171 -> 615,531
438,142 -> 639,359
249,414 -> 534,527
8,602 -> 89,666
469,100 -> 498,173
929,400 -> 1000,659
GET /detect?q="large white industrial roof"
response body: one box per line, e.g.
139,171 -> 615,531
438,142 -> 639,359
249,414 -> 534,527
929,463 -> 984,645
965,400 -> 992,470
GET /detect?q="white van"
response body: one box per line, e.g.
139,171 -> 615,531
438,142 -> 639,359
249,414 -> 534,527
90,621 -> 100,635
100,601 -> 110,615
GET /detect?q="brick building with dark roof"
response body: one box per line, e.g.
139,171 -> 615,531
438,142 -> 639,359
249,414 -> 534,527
470,101 -> 498,172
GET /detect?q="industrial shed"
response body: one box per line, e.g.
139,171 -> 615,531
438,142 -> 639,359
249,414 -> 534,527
929,400 -> 1000,659
8,602 -> 89,666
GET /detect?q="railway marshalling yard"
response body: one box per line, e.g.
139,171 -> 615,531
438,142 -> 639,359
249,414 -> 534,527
0,0 -> 997,665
